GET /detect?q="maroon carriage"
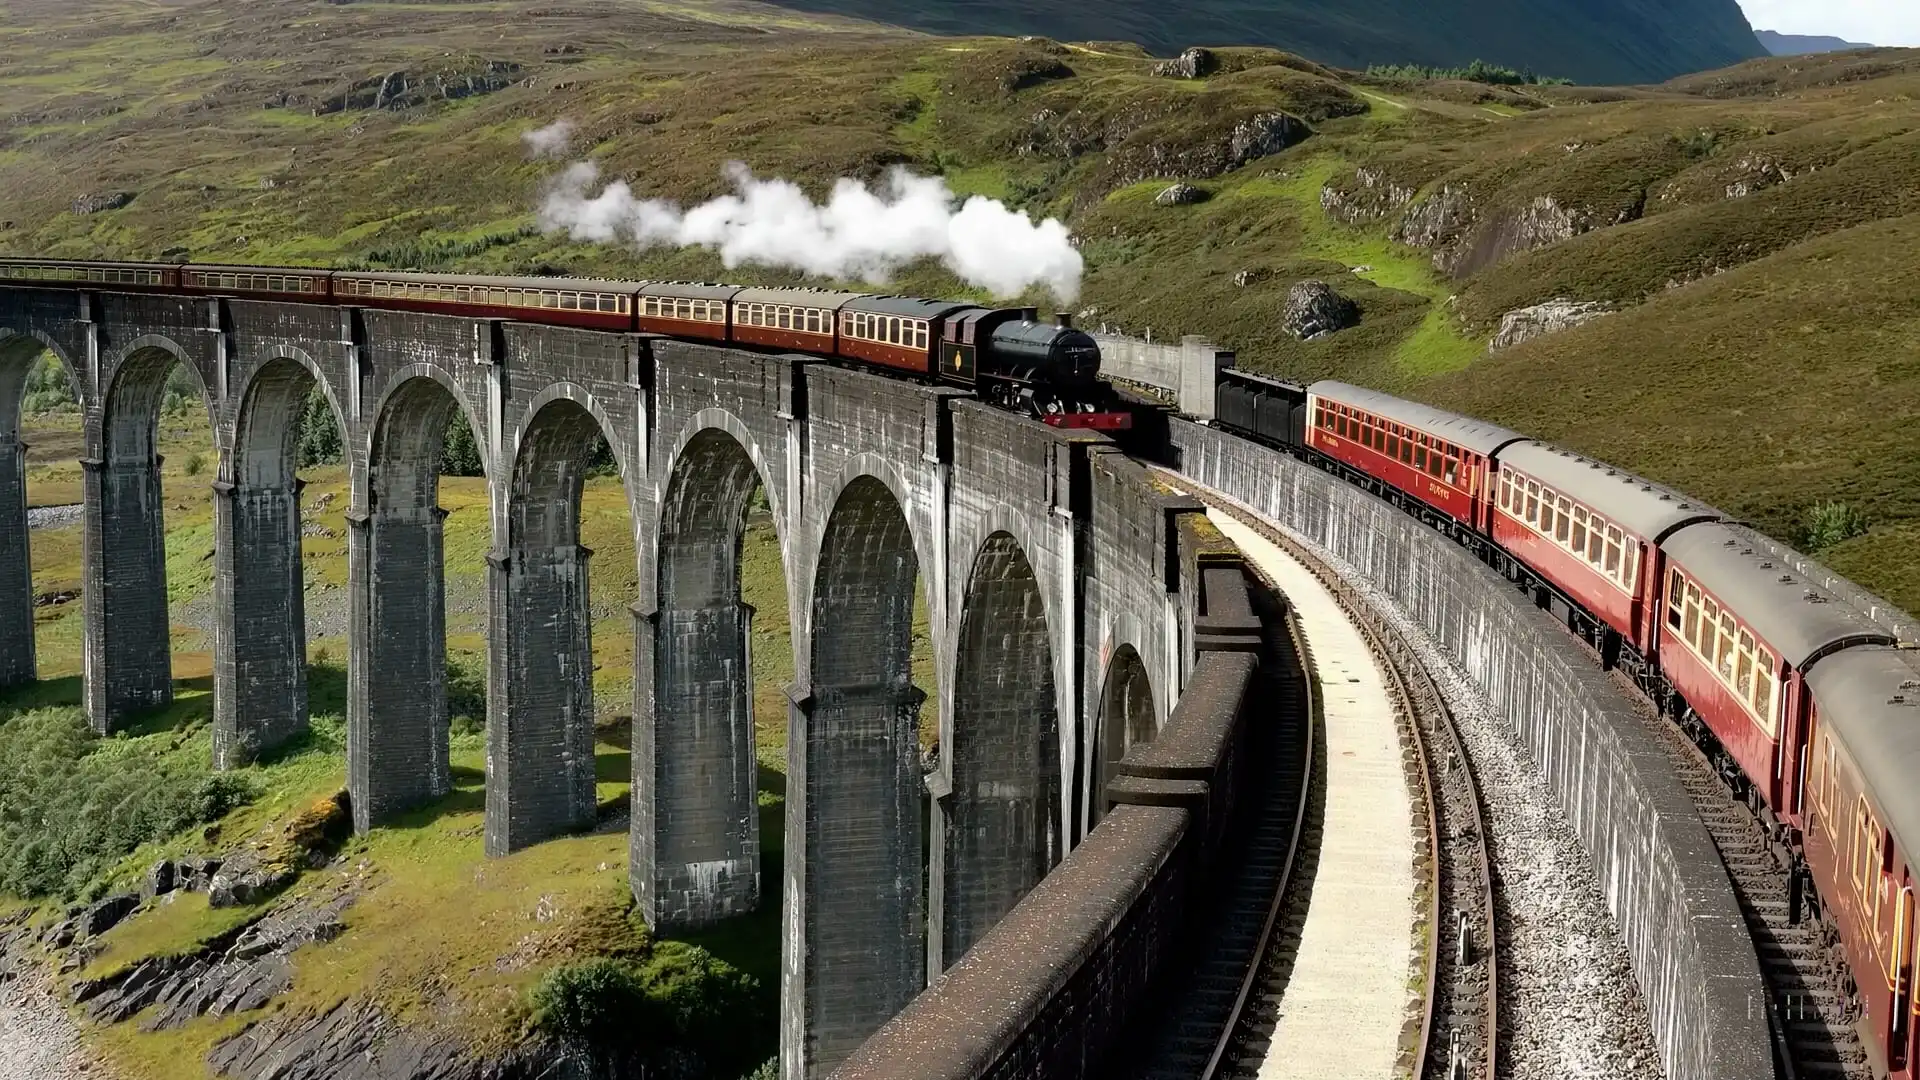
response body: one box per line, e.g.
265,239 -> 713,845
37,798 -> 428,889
1305,381 -> 1523,537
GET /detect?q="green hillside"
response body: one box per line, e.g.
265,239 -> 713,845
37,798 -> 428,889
752,0 -> 1767,83
3,2 -> 1919,1073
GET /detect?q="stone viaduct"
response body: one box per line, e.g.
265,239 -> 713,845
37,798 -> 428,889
0,286 -> 1204,1077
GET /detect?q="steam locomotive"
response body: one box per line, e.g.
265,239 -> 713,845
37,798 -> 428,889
0,260 -> 1132,430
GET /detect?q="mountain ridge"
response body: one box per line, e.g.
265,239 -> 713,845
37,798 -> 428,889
751,0 -> 1767,83
1757,29 -> 1877,56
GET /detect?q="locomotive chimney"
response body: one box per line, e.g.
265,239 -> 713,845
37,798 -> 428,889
1054,312 -> 1073,329
1020,307 -> 1039,323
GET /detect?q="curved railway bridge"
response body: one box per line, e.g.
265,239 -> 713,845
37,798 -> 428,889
0,278 -> 1872,1080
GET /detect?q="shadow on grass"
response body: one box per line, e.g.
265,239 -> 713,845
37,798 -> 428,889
596,745 -> 631,783
669,798 -> 788,992
0,673 -> 82,719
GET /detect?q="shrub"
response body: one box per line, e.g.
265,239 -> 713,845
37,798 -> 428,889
530,944 -> 767,1073
0,708 -> 256,899
297,386 -> 344,468
442,415 -> 485,477
184,452 -> 206,476
1801,501 -> 1869,552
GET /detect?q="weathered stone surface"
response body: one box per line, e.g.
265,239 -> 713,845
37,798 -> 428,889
143,859 -> 177,900
1320,166 -> 1417,225
73,887 -> 358,1030
1152,47 -> 1216,79
176,854 -> 224,893
1228,112 -> 1309,169
1491,298 -> 1615,351
79,894 -> 139,938
1393,183 -> 1476,268
1282,280 -> 1361,340
208,851 -> 298,909
1232,268 -> 1274,288
1154,183 -> 1205,206
207,1000 -> 589,1080
71,192 -> 133,214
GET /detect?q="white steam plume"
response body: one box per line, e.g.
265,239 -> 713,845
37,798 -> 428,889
522,120 -> 577,160
536,161 -> 1084,303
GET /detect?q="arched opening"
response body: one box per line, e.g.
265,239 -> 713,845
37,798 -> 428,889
640,427 -> 774,927
348,376 -> 478,832
85,344 -> 217,731
795,473 -> 926,1076
0,335 -> 74,689
214,357 -> 345,767
488,395 -> 618,855
1092,645 -> 1156,828
941,531 -> 1058,969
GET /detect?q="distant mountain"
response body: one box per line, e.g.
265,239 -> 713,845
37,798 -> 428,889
1756,29 -> 1876,55
756,0 -> 1768,83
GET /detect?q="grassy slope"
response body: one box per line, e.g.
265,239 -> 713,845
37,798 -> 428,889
4,404 -> 801,1076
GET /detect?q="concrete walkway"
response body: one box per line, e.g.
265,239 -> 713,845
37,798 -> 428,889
1208,511 -> 1420,1080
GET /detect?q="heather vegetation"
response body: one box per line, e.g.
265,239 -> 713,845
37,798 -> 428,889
2,0 -> 1918,1072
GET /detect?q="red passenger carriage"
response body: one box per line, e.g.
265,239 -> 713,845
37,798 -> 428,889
1491,442 -> 1719,659
1803,646 -> 1920,1078
1657,524 -> 1892,811
1305,381 -> 1523,537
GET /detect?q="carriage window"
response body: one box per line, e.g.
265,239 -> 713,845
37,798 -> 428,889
1525,482 -> 1540,525
1571,508 -> 1589,554
1385,433 -> 1400,458
1444,456 -> 1458,486
1586,519 -> 1605,563
1414,446 -> 1428,471
1554,497 -> 1573,543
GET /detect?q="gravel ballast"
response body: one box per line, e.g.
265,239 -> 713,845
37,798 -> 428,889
1303,536 -> 1666,1080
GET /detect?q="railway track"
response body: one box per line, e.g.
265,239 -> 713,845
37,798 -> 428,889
1166,486 -> 1499,1080
1623,678 -> 1874,1080
1126,576 -> 1315,1080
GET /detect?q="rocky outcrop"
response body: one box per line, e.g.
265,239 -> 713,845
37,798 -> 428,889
208,850 -> 300,908
1228,112 -> 1309,168
1283,281 -> 1361,340
1490,298 -> 1615,351
1392,184 -> 1475,270
1320,166 -> 1417,225
1154,183 -> 1206,206
1152,47 -> 1217,79
1725,153 -> 1799,197
1232,268 -> 1274,288
207,1001 -> 589,1080
70,192 -> 133,214
71,884 -> 358,1028
313,60 -> 522,115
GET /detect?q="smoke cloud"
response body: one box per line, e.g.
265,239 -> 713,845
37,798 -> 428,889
536,160 -> 1085,303
522,120 -> 577,160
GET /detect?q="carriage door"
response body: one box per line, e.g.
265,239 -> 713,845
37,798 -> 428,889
1895,882 -> 1915,1072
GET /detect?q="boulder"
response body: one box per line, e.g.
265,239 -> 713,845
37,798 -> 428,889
79,893 -> 141,938
1153,47 -> 1216,79
71,192 -> 134,214
177,854 -> 224,892
1227,112 -> 1309,170
1490,298 -> 1614,351
1283,281 -> 1361,340
144,858 -> 177,900
208,851 -> 297,909
1154,183 -> 1206,206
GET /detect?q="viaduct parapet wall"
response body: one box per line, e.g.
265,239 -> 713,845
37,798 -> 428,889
1169,418 -> 1775,1080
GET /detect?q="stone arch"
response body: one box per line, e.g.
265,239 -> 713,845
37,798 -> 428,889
514,381 -> 630,487
210,351 -> 345,767
940,529 -> 1059,968
0,332 -> 82,687
360,362 -> 490,494
347,373 -> 485,832
793,472 -> 927,1077
486,394 -> 617,855
636,421 -> 782,929
83,338 -> 215,730
1092,644 -> 1157,827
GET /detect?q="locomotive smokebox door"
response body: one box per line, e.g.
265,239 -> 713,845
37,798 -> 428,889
943,342 -> 976,383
